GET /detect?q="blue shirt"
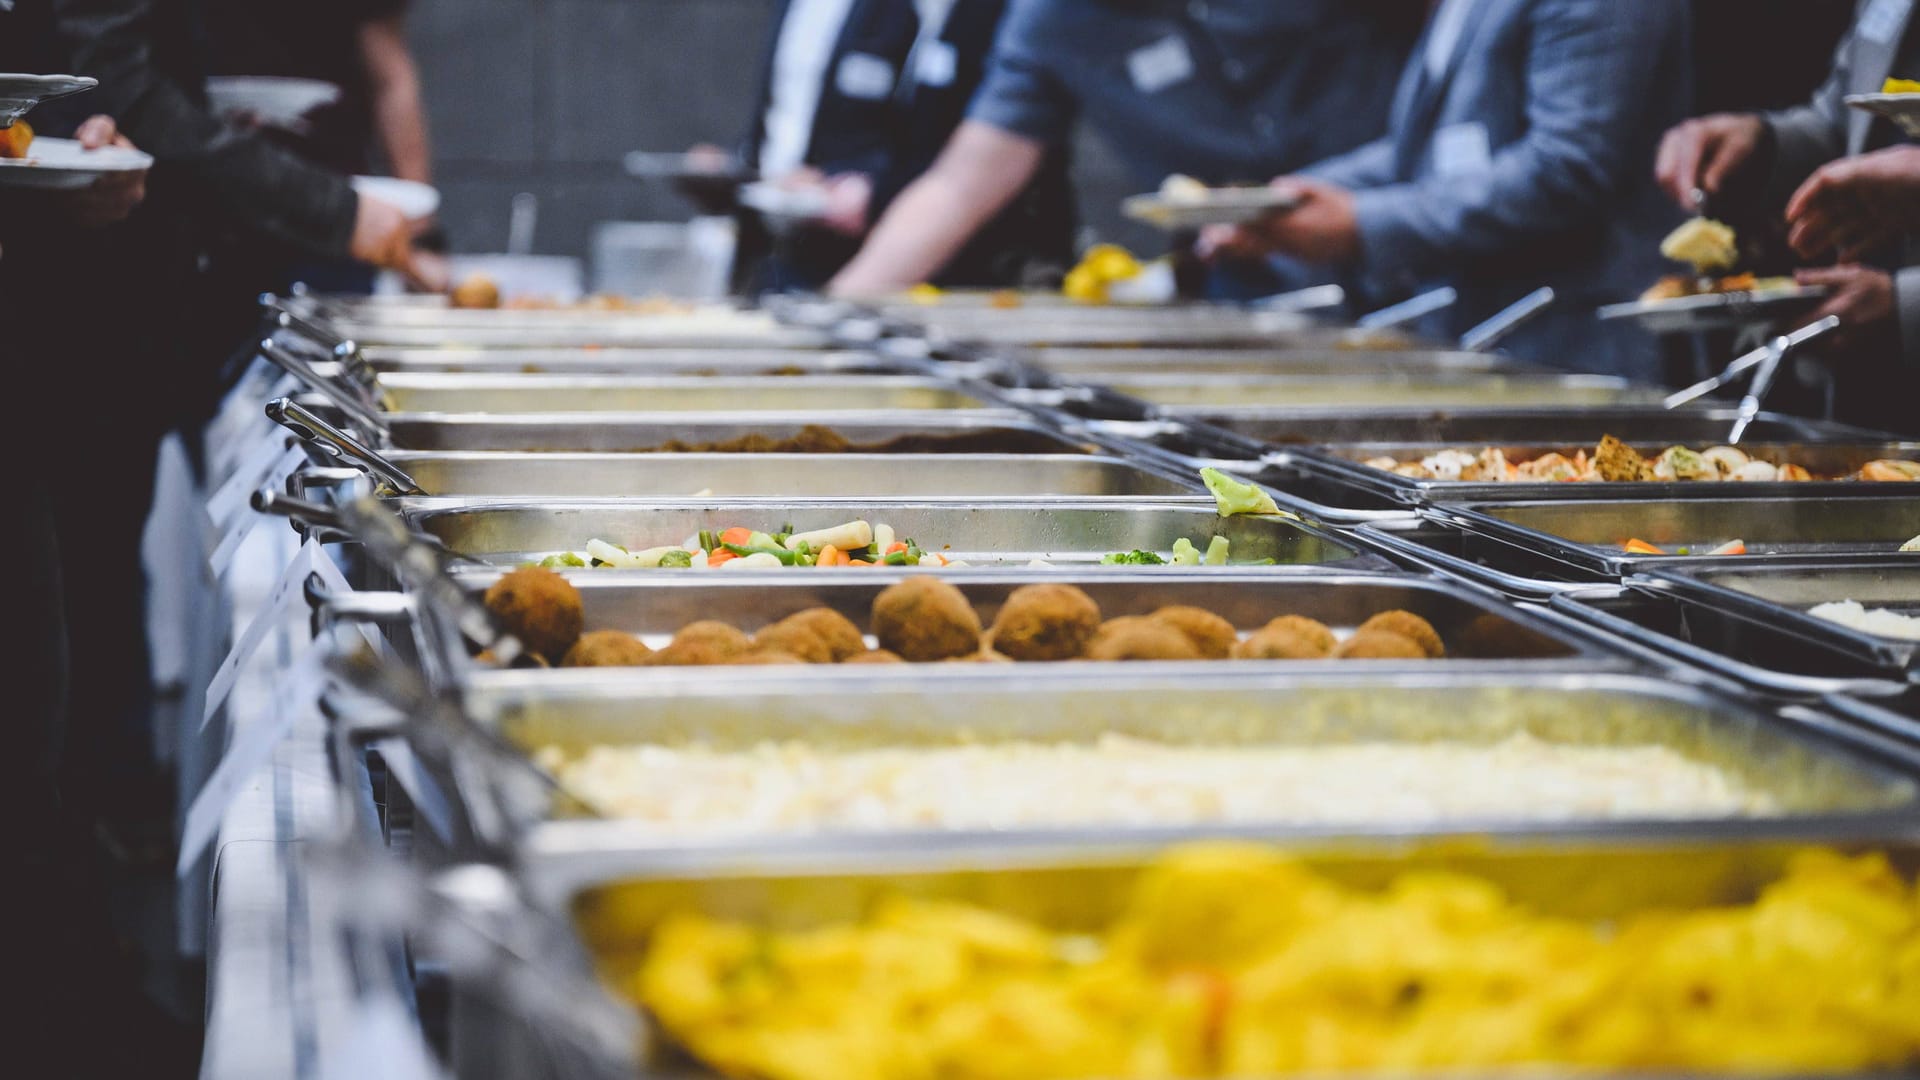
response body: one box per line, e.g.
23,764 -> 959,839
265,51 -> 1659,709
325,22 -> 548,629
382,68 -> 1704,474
967,0 -> 1417,187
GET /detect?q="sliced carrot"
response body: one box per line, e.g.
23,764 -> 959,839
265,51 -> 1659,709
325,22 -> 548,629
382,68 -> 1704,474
838,548 -> 855,566
884,541 -> 909,555
817,544 -> 841,567
1708,540 -> 1747,556
1622,538 -> 1665,555
719,527 -> 753,546
708,549 -> 738,567
849,559 -> 873,566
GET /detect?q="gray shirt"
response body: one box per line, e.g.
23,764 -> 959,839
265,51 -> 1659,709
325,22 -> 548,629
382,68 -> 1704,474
966,0 -> 1415,187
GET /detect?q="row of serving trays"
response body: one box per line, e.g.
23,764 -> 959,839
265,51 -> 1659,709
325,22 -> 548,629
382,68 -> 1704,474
269,293 -> 1920,1080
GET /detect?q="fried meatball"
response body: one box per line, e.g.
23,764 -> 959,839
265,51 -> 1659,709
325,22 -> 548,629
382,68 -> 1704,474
843,649 -> 906,665
670,621 -> 753,657
484,567 -> 584,664
1233,624 -> 1332,661
1085,617 -> 1203,662
1148,606 -> 1238,659
1261,615 -> 1337,656
736,650 -> 805,665
560,630 -> 652,668
988,584 -> 1101,661
643,641 -> 738,667
754,608 -> 866,664
1334,630 -> 1428,660
1358,610 -> 1445,659
947,648 -> 1016,664
871,578 -> 981,662
450,273 -> 501,310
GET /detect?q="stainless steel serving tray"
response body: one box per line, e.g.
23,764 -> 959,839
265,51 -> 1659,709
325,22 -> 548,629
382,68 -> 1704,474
1016,346 -> 1542,378
1111,373 -> 1663,410
373,374 -> 996,414
479,671 -> 1920,908
888,304 -> 1421,350
1173,407 -> 1880,453
1302,439 -> 1920,507
318,307 -> 831,349
354,452 -> 1202,500
1437,494 -> 1920,579
451,572 -> 1617,668
1642,557 -> 1920,679
355,347 -> 898,376
405,499 -> 1367,569
377,412 -> 1095,454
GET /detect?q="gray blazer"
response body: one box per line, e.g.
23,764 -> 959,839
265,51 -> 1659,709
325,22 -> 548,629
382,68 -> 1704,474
1766,0 -> 1920,379
1304,0 -> 1692,380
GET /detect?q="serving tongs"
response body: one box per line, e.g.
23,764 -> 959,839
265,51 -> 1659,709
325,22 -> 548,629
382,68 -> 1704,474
1662,315 -> 1840,443
257,337 -> 390,438
267,397 -> 424,496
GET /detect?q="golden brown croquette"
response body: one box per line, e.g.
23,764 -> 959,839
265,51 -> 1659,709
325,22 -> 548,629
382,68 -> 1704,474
1357,610 -> 1446,658
871,578 -> 981,662
735,650 -> 806,665
988,584 -> 1102,661
670,621 -> 753,657
754,608 -> 866,663
1148,606 -> 1238,659
1232,624 -> 1332,660
1085,617 -> 1203,661
1334,629 -> 1428,660
560,630 -> 653,668
842,649 -> 906,665
1260,615 -> 1337,656
483,567 -> 585,663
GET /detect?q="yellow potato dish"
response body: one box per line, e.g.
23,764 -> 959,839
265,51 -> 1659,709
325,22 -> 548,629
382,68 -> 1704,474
620,845 -> 1920,1080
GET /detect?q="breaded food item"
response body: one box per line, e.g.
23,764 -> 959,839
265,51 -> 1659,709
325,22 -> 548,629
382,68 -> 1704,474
560,630 -> 652,668
1357,611 -> 1445,659
0,120 -> 34,159
1148,606 -> 1238,659
871,578 -> 981,662
1262,615 -> 1338,656
754,608 -> 866,664
1233,623 -> 1332,661
947,648 -> 1016,664
484,567 -> 585,663
672,621 -> 752,654
1660,218 -> 1738,273
1086,617 -> 1203,661
736,650 -> 805,665
843,649 -> 906,665
450,273 -> 502,309
989,584 -> 1102,661
1335,630 -> 1428,660
1594,435 -> 1653,482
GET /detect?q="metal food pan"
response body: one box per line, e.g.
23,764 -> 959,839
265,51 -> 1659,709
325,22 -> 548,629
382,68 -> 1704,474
479,672 -> 1920,904
356,347 -> 899,376
379,412 -> 1095,454
1018,347 -> 1542,377
895,306 -> 1420,350
1115,373 -> 1664,409
1643,557 -> 1920,678
406,499 -> 1368,570
364,452 -> 1203,500
374,374 -> 996,414
1300,439 -> 1920,506
323,310 -> 830,350
453,572 -> 1615,668
1438,494 -> 1920,579
1178,407 -> 1881,453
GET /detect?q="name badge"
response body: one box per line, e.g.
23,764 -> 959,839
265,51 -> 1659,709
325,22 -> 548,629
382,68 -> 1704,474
1861,0 -> 1911,45
1432,122 -> 1492,178
916,40 -> 959,88
1128,35 -> 1195,95
836,52 -> 897,101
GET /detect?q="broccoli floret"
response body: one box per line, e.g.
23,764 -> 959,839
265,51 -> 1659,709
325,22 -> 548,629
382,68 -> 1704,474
1100,550 -> 1167,566
656,549 -> 694,568
1200,468 -> 1281,517
540,552 -> 587,569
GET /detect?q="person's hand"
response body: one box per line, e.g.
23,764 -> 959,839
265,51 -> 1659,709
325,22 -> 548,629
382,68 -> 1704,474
62,115 -> 146,227
818,172 -> 872,237
405,249 -> 450,294
1792,265 -> 1897,356
1653,113 -> 1767,210
1785,145 -> 1920,261
350,194 -> 415,270
1202,178 -> 1360,265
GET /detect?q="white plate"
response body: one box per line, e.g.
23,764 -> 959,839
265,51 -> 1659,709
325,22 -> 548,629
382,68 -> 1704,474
1122,187 -> 1301,230
351,175 -> 441,220
0,73 -> 97,127
205,76 -> 341,131
1597,285 -> 1829,335
0,135 -> 153,190
1844,93 -> 1920,138
738,181 -> 829,222
622,150 -> 752,183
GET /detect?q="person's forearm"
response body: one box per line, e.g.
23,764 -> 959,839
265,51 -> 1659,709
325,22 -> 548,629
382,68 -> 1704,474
362,16 -> 432,183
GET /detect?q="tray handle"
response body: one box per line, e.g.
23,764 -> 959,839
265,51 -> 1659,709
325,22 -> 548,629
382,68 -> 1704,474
268,397 -> 423,496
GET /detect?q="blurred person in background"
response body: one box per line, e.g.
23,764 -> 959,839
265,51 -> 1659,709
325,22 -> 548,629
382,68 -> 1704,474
204,0 -> 438,294
1656,0 -> 1920,434
731,0 -> 1073,292
1210,0 -> 1692,382
828,0 -> 1424,298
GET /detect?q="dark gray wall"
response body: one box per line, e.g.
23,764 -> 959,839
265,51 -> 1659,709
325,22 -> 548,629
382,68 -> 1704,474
407,0 -> 1149,259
